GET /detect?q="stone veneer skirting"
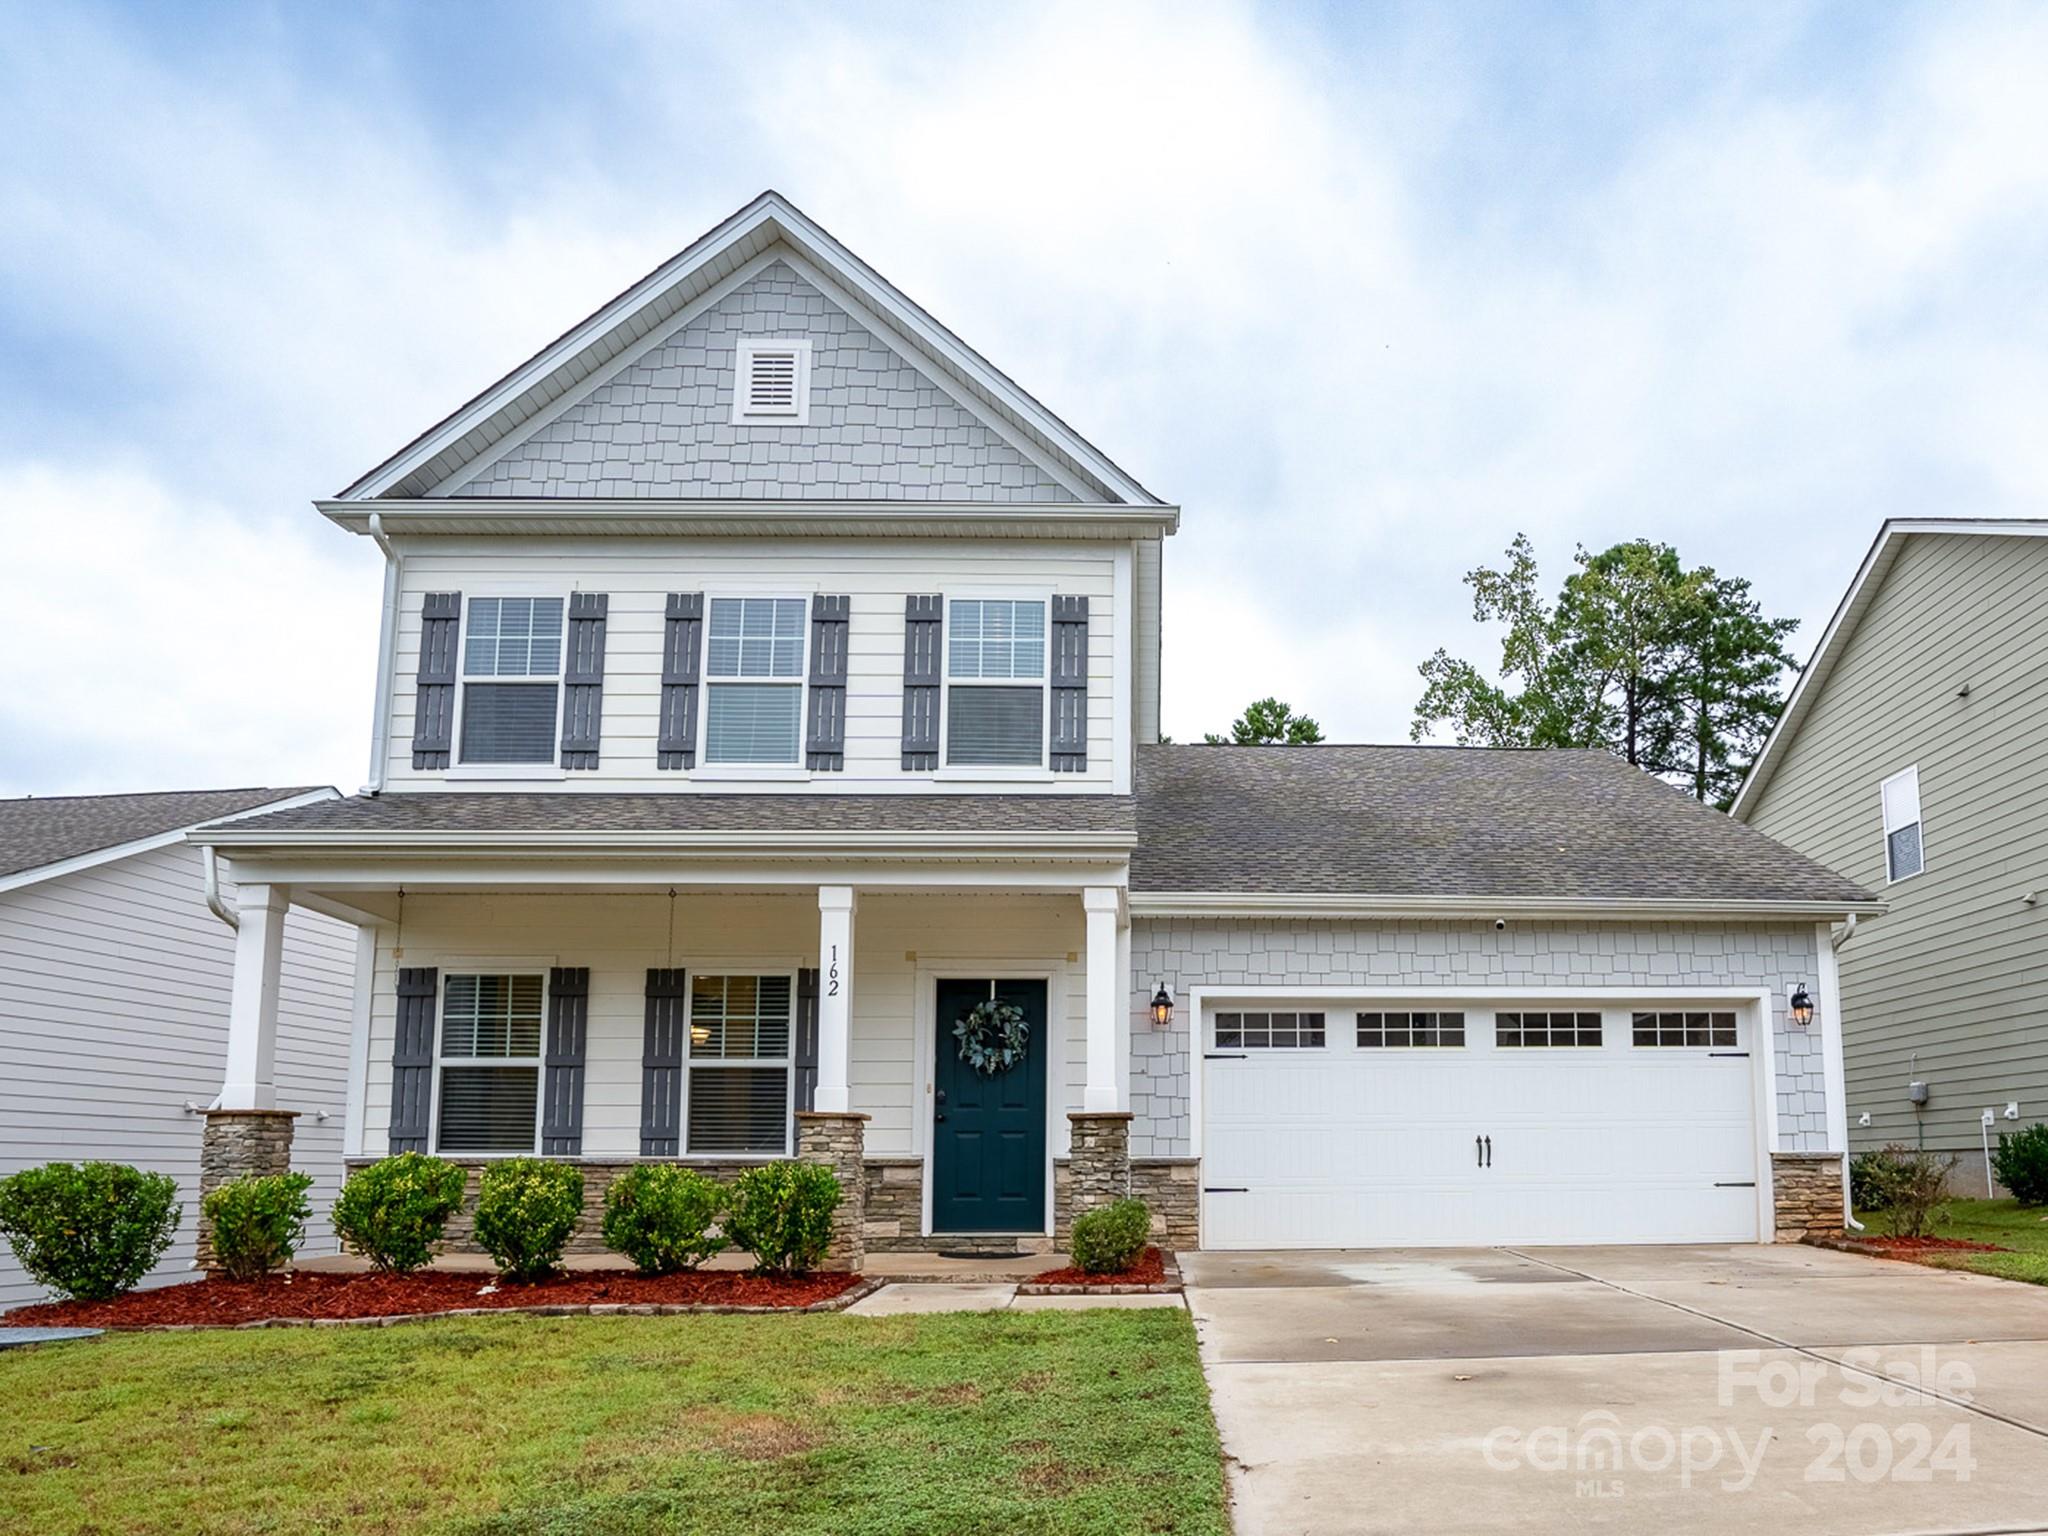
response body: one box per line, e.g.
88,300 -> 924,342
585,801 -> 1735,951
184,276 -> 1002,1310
200,1110 -> 298,1271
1771,1151 -> 1846,1241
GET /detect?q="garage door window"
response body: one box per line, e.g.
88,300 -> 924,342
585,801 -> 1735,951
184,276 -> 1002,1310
1356,1011 -> 1466,1047
1632,1011 -> 1737,1047
1214,1011 -> 1325,1049
1495,1011 -> 1602,1047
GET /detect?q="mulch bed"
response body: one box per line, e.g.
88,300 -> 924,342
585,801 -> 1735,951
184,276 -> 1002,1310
1847,1235 -> 2009,1254
6,1268 -> 865,1330
1029,1246 -> 1169,1288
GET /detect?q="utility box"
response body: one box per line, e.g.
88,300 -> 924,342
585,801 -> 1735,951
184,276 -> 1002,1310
1908,1080 -> 1931,1105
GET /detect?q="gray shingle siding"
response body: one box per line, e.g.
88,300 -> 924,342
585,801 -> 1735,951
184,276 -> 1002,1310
451,262 -> 1078,503
1128,918 -> 1827,1158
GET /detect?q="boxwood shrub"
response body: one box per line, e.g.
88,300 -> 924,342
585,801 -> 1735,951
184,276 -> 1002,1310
204,1171 -> 315,1281
331,1153 -> 470,1273
0,1161 -> 181,1301
1070,1197 -> 1151,1274
1992,1123 -> 2048,1206
602,1164 -> 728,1274
473,1158 -> 585,1281
724,1161 -> 840,1274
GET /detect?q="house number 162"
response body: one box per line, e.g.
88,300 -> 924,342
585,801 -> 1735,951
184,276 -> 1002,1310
827,945 -> 841,997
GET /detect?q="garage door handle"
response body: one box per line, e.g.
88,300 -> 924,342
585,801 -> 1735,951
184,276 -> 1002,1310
1709,1051 -> 1750,1058
1714,1181 -> 1756,1188
1204,1052 -> 1247,1060
1203,1187 -> 1248,1194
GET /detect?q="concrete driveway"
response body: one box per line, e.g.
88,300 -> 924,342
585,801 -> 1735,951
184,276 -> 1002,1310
1185,1244 -> 2048,1535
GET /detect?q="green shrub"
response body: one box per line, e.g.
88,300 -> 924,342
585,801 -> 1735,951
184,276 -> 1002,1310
1849,1150 -> 1894,1213
1854,1144 -> 1956,1238
602,1164 -> 727,1274
0,1161 -> 181,1301
472,1159 -> 584,1281
1991,1123 -> 2048,1206
204,1171 -> 314,1281
1069,1197 -> 1152,1274
724,1162 -> 840,1274
331,1153 -> 469,1273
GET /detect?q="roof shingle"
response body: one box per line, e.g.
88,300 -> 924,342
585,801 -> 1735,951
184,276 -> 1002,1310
0,788 -> 328,881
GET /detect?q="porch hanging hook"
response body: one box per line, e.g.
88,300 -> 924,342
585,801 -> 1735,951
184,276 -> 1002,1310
394,886 -> 405,960
666,886 -> 677,970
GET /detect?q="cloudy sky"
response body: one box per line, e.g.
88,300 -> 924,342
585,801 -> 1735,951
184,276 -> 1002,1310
3,0 -> 2045,795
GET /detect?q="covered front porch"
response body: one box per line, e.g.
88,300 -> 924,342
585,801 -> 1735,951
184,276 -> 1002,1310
194,815 -> 1144,1271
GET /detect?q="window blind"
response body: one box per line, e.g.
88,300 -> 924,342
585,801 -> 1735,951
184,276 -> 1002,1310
437,1066 -> 539,1152
686,1068 -> 789,1154
946,685 -> 1043,766
459,683 -> 559,764
704,684 -> 801,764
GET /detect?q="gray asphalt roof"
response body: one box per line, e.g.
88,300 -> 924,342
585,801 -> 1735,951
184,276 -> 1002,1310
0,788 -> 327,880
214,792 -> 1137,836
1131,745 -> 1875,904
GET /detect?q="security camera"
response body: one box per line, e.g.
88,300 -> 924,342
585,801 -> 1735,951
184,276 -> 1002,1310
1493,918 -> 1507,931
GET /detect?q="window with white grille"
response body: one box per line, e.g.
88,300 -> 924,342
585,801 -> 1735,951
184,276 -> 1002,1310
435,973 -> 544,1153
732,339 -> 812,424
945,598 -> 1048,767
1882,765 -> 1924,881
686,974 -> 794,1154
458,596 -> 564,766
702,597 -> 806,765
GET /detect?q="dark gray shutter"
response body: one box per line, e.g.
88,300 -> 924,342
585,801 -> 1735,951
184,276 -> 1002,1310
390,967 -> 438,1153
805,596 -> 850,771
411,594 -> 462,769
658,594 -> 704,770
901,594 -> 943,770
791,966 -> 820,1149
540,967 -> 588,1156
1050,594 -> 1089,772
641,968 -> 686,1156
559,593 -> 608,770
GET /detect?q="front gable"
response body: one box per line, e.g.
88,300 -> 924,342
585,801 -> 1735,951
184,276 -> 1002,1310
450,259 -> 1078,502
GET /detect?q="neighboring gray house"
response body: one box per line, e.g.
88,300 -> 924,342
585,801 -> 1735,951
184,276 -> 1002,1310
0,789 -> 364,1308
189,191 -> 1877,1267
1735,519 -> 2048,1192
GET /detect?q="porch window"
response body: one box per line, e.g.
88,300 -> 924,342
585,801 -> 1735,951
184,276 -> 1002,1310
458,596 -> 565,765
436,973 -> 544,1152
703,597 -> 806,764
945,598 -> 1046,767
686,973 -> 794,1153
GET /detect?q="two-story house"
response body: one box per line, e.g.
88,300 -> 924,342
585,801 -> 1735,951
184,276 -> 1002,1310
1735,519 -> 2048,1194
196,193 -> 1879,1266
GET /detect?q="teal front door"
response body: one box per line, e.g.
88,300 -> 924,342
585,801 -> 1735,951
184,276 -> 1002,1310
931,978 -> 1048,1233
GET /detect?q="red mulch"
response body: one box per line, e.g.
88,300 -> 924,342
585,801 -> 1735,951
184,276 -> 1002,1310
1031,1246 -> 1168,1287
1853,1235 -> 2009,1254
6,1268 -> 863,1329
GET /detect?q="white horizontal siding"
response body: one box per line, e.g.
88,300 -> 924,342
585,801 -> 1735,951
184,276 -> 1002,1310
0,843 -> 359,1310
380,537 -> 1121,791
359,891 -> 1088,1163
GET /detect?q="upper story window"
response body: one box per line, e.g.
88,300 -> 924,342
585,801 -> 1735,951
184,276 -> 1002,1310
1882,765 -> 1924,881
459,596 -> 564,765
435,973 -> 544,1154
946,598 -> 1046,767
704,597 -> 807,765
732,339 -> 812,425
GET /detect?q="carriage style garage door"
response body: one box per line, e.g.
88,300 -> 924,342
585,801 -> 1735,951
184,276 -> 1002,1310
1200,998 -> 1763,1249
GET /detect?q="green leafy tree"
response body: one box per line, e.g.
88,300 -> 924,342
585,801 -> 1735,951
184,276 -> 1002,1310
1412,535 -> 1797,806
1205,697 -> 1325,745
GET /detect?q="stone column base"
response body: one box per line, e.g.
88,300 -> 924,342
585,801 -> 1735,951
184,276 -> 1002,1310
1057,1111 -> 1133,1243
796,1111 -> 870,1272
1772,1151 -> 1846,1241
198,1109 -> 298,1271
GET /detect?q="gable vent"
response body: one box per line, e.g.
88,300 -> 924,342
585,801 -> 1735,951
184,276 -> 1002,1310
734,339 -> 812,425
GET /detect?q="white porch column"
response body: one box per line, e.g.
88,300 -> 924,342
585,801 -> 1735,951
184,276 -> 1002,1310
815,886 -> 856,1114
220,883 -> 290,1110
1083,886 -> 1123,1112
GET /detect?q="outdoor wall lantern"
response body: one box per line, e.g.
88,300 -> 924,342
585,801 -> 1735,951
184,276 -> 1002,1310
1150,982 -> 1175,1031
1789,982 -> 1815,1028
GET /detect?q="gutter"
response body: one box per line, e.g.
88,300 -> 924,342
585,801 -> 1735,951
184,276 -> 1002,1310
1127,892 -> 1888,923
1831,913 -> 1859,950
200,845 -> 238,931
362,512 -> 401,795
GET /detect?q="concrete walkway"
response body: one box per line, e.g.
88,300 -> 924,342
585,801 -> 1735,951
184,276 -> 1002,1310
1186,1244 -> 2048,1535
845,1282 -> 1184,1315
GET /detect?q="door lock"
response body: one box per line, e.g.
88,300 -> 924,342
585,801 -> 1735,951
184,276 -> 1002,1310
935,1087 -> 947,1123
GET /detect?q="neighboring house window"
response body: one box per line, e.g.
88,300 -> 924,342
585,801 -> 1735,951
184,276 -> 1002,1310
1882,765 -> 1924,881
686,974 -> 794,1153
436,973 -> 544,1153
1632,1011 -> 1738,1048
1214,1011 -> 1326,1049
1357,1011 -> 1466,1047
731,339 -> 812,424
459,596 -> 565,765
703,597 -> 807,765
1495,1011 -> 1602,1047
946,598 -> 1046,767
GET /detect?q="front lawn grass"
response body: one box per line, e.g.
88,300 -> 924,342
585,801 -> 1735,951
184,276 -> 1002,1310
0,1308 -> 1226,1536
1923,1197 -> 2048,1285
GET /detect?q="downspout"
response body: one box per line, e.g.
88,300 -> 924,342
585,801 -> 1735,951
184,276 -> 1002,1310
201,845 -> 238,931
362,511 -> 402,796
1831,915 -> 1863,1231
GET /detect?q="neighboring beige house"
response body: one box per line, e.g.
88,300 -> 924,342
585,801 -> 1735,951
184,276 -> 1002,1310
0,788 -> 364,1308
1734,519 -> 2048,1191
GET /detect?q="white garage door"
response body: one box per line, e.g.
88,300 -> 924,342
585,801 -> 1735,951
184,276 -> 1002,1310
1201,1000 -> 1761,1249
